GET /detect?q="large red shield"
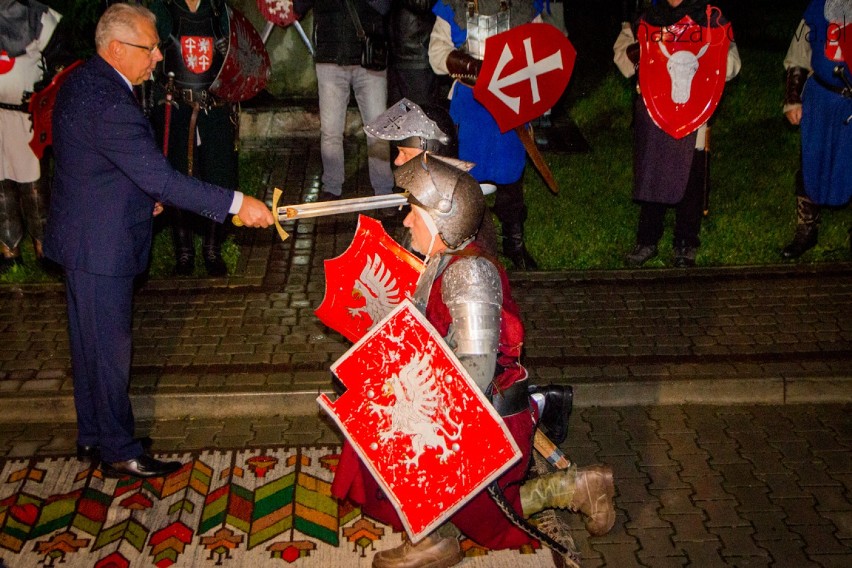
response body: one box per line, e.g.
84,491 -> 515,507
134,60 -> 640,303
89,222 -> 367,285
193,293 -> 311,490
638,13 -> 731,139
832,21 -> 852,69
318,300 -> 522,541
209,6 -> 271,102
28,59 -> 83,159
315,215 -> 424,343
257,0 -> 298,27
473,23 -> 575,133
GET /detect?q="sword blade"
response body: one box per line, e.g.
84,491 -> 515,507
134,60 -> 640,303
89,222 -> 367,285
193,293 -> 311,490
293,21 -> 315,57
277,193 -> 408,221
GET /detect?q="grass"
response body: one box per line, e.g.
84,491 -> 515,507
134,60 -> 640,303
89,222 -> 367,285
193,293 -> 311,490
522,44 -> 852,270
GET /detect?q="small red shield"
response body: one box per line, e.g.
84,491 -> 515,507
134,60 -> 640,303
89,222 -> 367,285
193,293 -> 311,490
180,36 -> 214,74
638,14 -> 732,139
0,51 -> 14,75
830,21 -> 852,66
315,215 -> 424,343
257,0 -> 298,27
318,300 -> 522,541
473,23 -> 576,133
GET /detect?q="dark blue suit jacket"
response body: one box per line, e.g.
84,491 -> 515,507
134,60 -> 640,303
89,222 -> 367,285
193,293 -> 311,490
44,55 -> 235,277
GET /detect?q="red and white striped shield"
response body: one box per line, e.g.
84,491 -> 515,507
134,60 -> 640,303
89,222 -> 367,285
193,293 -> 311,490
315,215 -> 424,343
318,300 -> 522,541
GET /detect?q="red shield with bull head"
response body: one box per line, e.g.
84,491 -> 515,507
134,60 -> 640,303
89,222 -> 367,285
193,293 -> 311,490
474,23 -> 576,133
318,300 -> 522,541
315,215 -> 425,343
638,12 -> 731,139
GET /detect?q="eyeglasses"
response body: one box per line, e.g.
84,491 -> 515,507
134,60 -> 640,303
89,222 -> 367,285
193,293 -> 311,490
118,40 -> 161,55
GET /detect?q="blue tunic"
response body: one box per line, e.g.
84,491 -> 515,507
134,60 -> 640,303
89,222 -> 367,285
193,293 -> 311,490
801,0 -> 852,206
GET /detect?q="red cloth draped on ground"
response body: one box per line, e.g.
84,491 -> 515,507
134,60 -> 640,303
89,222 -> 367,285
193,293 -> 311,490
331,248 -> 537,549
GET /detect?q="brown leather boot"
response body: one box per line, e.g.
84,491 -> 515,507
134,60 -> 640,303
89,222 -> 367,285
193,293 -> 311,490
520,464 -> 616,536
372,533 -> 463,568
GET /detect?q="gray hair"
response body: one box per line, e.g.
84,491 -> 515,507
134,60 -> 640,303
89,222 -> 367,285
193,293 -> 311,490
95,3 -> 157,51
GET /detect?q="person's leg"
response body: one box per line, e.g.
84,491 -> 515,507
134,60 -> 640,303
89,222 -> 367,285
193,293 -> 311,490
781,169 -> 821,259
65,269 -> 142,462
0,179 -> 23,271
316,63 -> 352,198
625,201 -> 666,267
673,151 -> 706,267
492,177 -> 538,269
352,66 -> 394,196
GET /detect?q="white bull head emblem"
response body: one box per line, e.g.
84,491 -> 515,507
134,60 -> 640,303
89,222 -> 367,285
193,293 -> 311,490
658,41 -> 710,104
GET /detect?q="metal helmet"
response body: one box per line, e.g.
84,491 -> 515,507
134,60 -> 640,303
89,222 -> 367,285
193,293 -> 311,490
364,98 -> 458,157
394,153 -> 485,250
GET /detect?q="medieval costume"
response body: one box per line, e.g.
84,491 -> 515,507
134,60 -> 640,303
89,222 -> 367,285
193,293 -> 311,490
613,0 -> 740,267
331,143 -> 614,568
427,0 -> 542,270
0,0 -> 66,272
780,0 -> 852,259
149,0 -> 236,276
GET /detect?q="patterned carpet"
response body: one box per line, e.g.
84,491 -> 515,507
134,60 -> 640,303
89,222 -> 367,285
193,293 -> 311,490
0,446 -> 565,567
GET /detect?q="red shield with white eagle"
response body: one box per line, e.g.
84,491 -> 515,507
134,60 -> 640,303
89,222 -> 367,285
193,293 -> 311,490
473,23 -> 575,133
638,14 -> 731,139
209,6 -> 271,102
315,215 -> 424,343
180,36 -> 215,74
318,300 -> 522,541
257,0 -> 299,27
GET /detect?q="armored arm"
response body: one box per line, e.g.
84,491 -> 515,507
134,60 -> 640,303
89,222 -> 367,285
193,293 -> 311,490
783,20 -> 812,121
442,257 -> 503,393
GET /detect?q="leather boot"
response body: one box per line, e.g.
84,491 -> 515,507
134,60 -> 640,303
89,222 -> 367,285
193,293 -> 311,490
172,220 -> 196,276
502,221 -> 538,270
0,242 -> 22,274
372,533 -> 463,568
529,384 -> 573,445
202,219 -> 227,277
0,179 -> 23,273
19,179 -> 48,257
520,465 -> 616,536
781,196 -> 820,259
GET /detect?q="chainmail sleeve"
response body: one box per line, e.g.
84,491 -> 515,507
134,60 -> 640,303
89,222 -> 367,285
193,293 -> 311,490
441,256 -> 502,393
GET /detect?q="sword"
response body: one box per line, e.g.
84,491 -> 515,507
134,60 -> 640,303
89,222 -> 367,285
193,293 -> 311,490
515,123 -> 560,195
158,72 -> 178,157
233,188 -> 409,240
260,20 -> 315,58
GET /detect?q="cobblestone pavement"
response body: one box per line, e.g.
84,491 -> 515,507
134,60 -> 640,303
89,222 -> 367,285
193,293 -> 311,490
1,139 -> 851,566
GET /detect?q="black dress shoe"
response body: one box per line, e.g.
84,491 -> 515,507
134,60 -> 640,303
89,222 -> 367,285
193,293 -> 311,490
101,455 -> 182,479
529,384 -> 573,445
77,444 -> 100,461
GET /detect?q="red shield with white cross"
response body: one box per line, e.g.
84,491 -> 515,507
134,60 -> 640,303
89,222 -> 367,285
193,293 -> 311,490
315,215 -> 424,343
638,14 -> 731,139
257,0 -> 298,27
180,35 -> 214,74
473,23 -> 575,133
318,300 -> 522,541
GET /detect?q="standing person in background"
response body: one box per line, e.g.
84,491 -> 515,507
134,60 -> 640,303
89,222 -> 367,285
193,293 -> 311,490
44,3 -> 273,478
613,0 -> 740,268
387,0 -> 448,108
148,0 -> 236,277
294,0 -> 395,203
428,0 -> 541,270
0,0 -> 70,273
780,0 -> 852,260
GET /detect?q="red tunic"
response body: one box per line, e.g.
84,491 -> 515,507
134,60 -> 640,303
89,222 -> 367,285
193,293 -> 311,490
331,250 -> 537,549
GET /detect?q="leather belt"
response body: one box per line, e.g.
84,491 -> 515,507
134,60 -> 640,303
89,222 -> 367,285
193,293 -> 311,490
179,88 -> 226,109
0,101 -> 28,112
488,379 -> 530,417
812,75 -> 852,98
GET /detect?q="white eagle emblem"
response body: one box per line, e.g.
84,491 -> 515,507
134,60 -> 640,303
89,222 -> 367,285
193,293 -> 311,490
349,254 -> 402,326
369,354 -> 464,468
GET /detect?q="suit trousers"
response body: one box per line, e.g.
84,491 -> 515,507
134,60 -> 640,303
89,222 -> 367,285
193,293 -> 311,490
65,269 -> 142,463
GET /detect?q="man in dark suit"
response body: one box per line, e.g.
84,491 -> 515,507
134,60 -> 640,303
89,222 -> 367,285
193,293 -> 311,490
43,3 -> 274,479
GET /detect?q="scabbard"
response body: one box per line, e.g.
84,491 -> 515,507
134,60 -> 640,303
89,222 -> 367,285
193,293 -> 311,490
515,124 -> 559,195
